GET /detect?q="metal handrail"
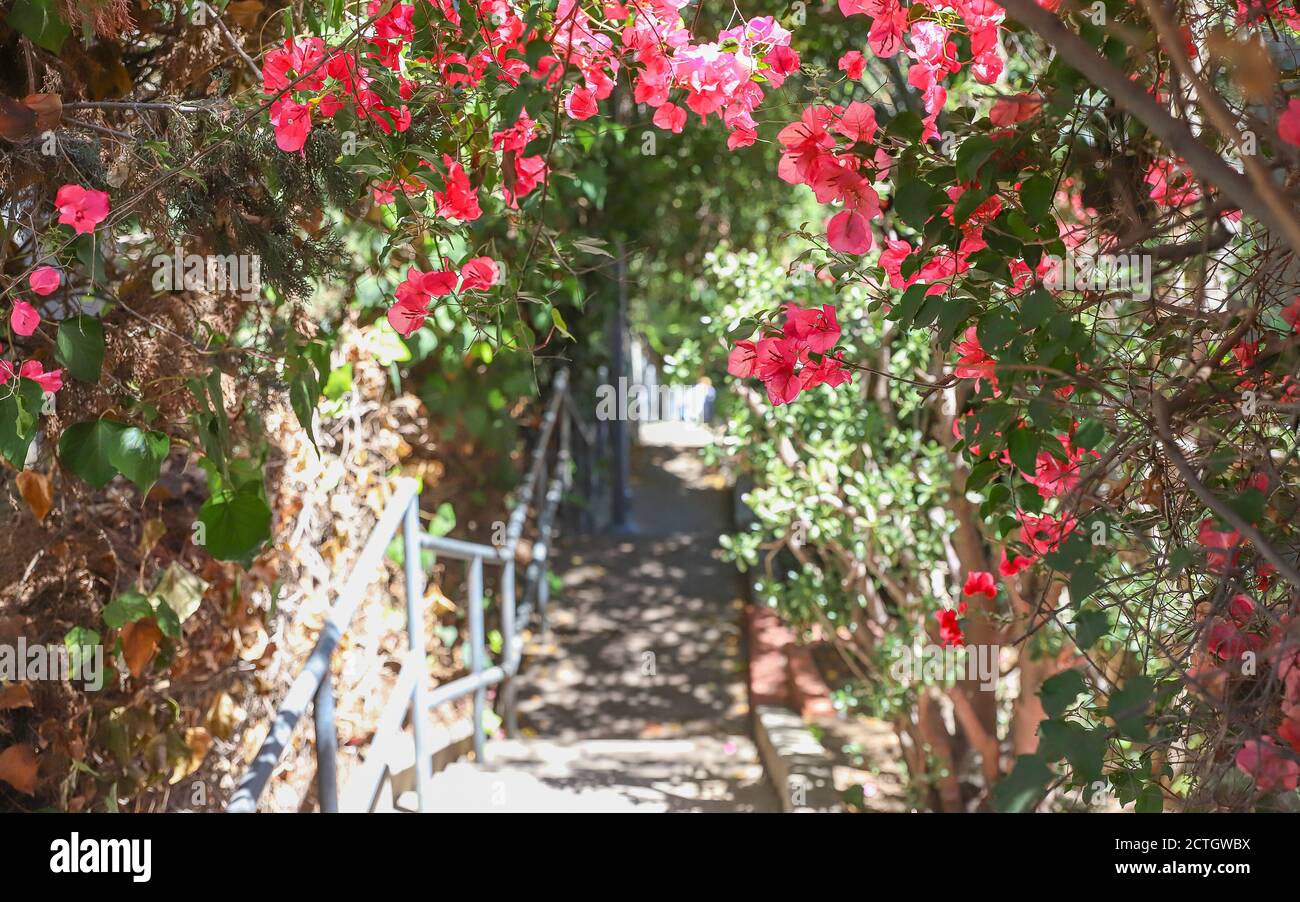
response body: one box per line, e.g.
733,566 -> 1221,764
228,368 -> 583,812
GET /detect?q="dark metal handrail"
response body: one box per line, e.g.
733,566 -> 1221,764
228,368 -> 588,812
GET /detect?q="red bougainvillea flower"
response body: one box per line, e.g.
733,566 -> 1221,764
1198,518 -> 1244,572
1018,511 -> 1078,556
756,336 -> 803,406
387,297 -> 429,338
936,608 -> 965,647
784,303 -> 842,354
999,549 -> 1035,577
269,97 -> 312,153
963,570 -> 997,599
10,301 -> 40,337
29,267 -> 60,296
800,353 -> 853,391
1279,716 -> 1300,754
1279,98 -> 1300,146
433,155 -> 482,223
827,209 -> 873,254
1206,616 -> 1262,661
55,184 -> 110,234
18,360 -> 62,393
1236,737 -> 1300,792
954,325 -> 997,393
459,257 -> 500,291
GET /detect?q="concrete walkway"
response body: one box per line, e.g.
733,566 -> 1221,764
424,425 -> 780,812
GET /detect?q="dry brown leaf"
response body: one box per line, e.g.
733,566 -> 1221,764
0,744 -> 39,795
169,727 -> 212,784
21,93 -> 62,130
1208,28 -> 1277,103
0,96 -> 36,142
0,683 -> 33,711
226,0 -> 264,28
15,470 -> 53,523
139,517 -> 167,558
120,619 -> 163,679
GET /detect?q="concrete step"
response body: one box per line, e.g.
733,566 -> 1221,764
390,736 -> 777,812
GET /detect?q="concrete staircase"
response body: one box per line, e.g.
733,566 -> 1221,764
396,735 -> 773,812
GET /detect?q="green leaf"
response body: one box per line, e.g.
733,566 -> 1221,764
550,307 -> 574,340
894,177 -> 934,231
102,592 -> 153,629
1069,564 -> 1102,606
1019,174 -> 1054,223
59,419 -> 126,488
956,135 -> 995,183
63,626 -> 101,683
1038,719 -> 1108,784
427,502 -> 456,539
55,316 -> 105,383
1019,288 -> 1055,330
1073,418 -> 1105,450
150,562 -> 210,625
992,754 -> 1052,813
108,426 -> 170,494
1008,427 -> 1040,474
1135,783 -> 1164,813
6,0 -> 71,52
198,483 -> 272,565
1106,676 -> 1153,741
322,364 -> 353,401
0,377 -> 45,468
1075,608 -> 1109,649
1040,669 -> 1086,718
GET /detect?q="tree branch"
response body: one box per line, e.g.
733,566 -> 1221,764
998,0 -> 1300,257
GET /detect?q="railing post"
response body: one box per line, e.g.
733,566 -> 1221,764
313,672 -> 338,813
467,554 -> 486,761
403,495 -> 433,812
500,559 -> 517,738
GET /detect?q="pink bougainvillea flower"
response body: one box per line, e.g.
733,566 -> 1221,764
936,608 -> 965,647
1229,593 -> 1255,627
1198,518 -> 1244,573
564,86 -> 599,120
652,102 -> 687,134
999,549 -> 1035,577
55,184 -> 110,234
29,266 -> 60,296
838,50 -> 866,80
1280,98 -> 1300,146
1236,737 -> 1300,792
269,97 -> 312,153
827,209 -> 873,254
459,257 -> 500,291
727,340 -> 759,379
963,570 -> 997,599
783,303 -> 841,354
387,297 -> 429,338
989,94 -> 1043,126
10,301 -> 40,337
18,359 -> 62,393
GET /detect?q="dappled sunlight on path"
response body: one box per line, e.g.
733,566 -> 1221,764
432,428 -> 780,812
